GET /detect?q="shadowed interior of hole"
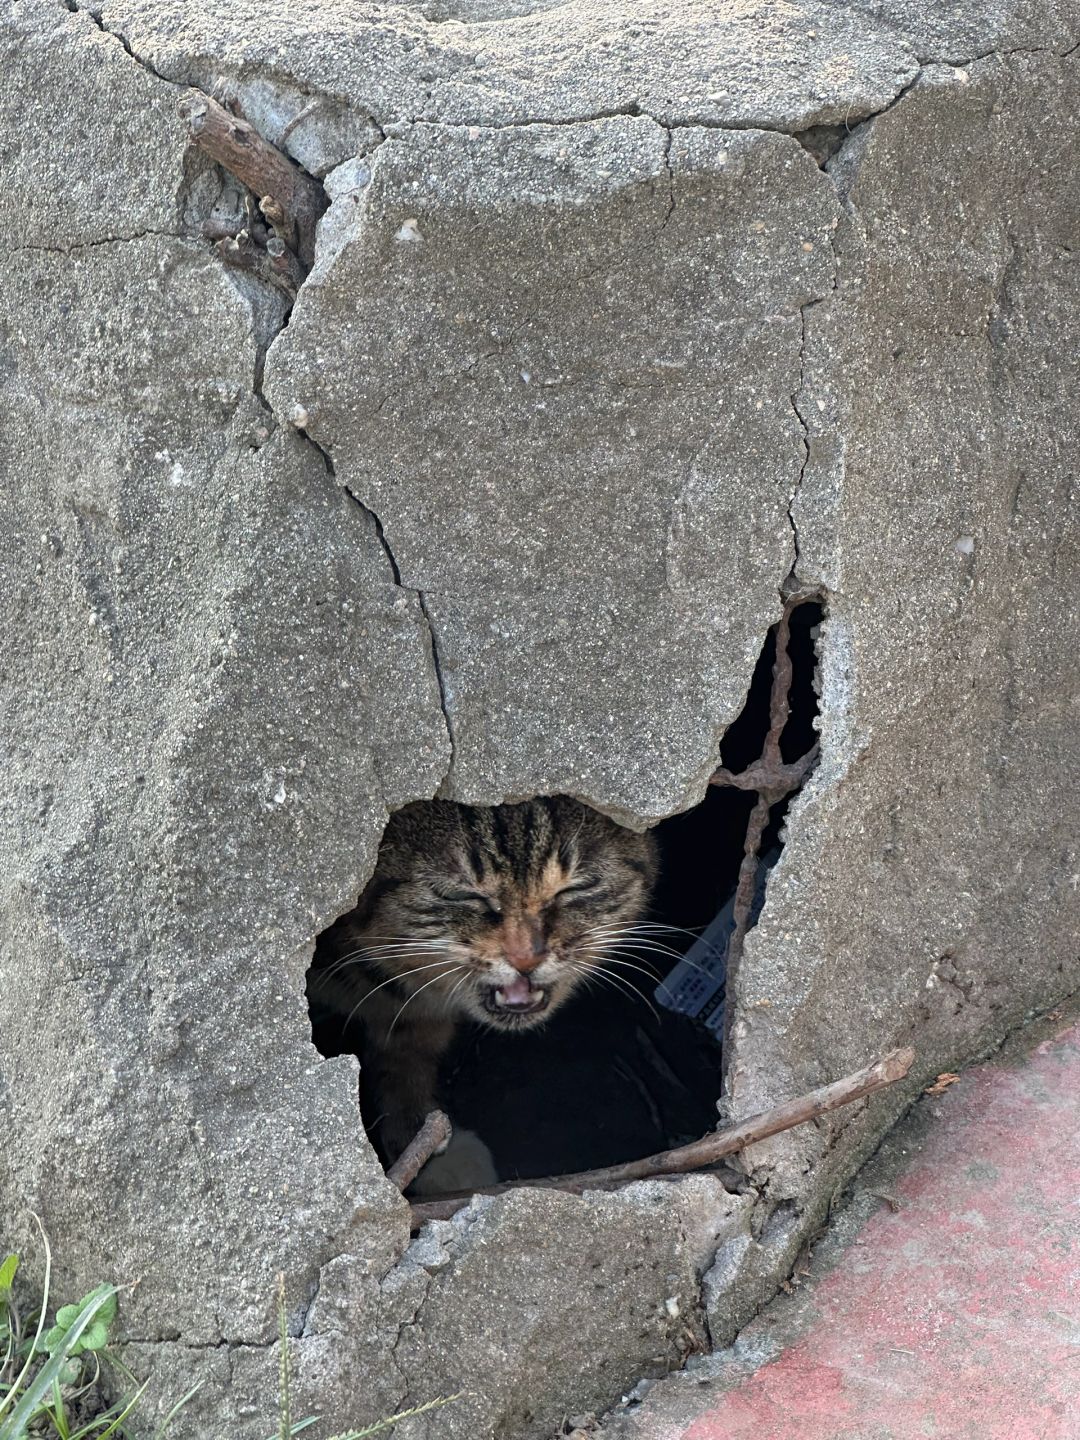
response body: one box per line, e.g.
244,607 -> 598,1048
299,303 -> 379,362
308,601 -> 823,1188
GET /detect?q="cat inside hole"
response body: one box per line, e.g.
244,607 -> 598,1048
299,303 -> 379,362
309,796 -> 659,1196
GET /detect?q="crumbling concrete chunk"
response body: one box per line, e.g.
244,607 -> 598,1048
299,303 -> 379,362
3,1 -> 189,248
378,1180 -> 749,1439
267,119 -> 839,818
73,0 -> 919,138
727,49 -> 1080,1195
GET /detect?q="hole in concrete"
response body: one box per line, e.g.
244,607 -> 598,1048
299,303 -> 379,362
795,124 -> 852,169
307,596 -> 822,1198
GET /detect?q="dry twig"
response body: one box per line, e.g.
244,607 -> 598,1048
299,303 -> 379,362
205,229 -> 306,296
386,1110 -> 453,1192
409,1046 -> 915,1224
177,91 -> 325,268
709,591 -> 821,1047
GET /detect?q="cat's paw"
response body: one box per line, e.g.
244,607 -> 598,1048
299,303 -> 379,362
408,1127 -> 498,1197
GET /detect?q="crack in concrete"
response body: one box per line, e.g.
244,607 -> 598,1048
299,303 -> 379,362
9,230 -> 184,256
62,0 -> 456,776
62,0 -> 1080,160
417,592 -> 456,767
390,42 -> 1079,153
48,6 -> 1080,1426
782,47 -> 1023,594
786,242 -> 839,588
124,1333 -> 274,1351
912,38 -> 1080,66
791,42 -> 1080,181
64,0 -> 179,89
334,476 -> 456,769
660,126 -> 676,230
787,306 -> 811,580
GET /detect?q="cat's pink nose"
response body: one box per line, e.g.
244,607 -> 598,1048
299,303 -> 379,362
506,951 -> 543,975
502,920 -> 546,973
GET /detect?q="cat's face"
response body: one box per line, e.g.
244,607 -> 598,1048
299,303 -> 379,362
353,797 -> 658,1030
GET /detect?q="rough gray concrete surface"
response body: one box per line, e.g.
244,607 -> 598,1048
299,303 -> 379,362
265,118 -> 834,816
2,0 -> 1079,1436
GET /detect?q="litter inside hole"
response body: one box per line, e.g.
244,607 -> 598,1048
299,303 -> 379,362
307,596 -> 823,1198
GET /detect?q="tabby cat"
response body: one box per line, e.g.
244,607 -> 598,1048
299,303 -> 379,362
310,796 -> 658,1193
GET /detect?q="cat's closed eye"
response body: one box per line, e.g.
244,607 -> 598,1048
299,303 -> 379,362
441,887 -> 500,911
554,877 -> 603,904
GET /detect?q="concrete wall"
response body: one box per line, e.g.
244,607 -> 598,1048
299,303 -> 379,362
2,1 -> 1077,1434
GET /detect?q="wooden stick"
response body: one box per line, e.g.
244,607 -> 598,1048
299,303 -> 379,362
710,745 -> 819,793
711,593 -> 815,1053
209,231 -> 304,297
409,1047 -> 915,1225
177,92 -> 325,267
386,1110 -> 453,1192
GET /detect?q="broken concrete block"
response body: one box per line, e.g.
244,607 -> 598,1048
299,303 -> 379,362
2,0 -> 1078,1435
266,119 -> 837,818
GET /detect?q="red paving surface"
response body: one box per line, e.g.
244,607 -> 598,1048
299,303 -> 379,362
640,1017 -> 1080,1440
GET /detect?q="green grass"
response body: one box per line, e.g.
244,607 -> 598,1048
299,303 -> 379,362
1,1221 -> 458,1440
0,1218 -> 162,1440
267,1272 -> 460,1440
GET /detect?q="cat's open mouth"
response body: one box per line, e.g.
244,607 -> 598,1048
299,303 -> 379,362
483,976 -> 549,1018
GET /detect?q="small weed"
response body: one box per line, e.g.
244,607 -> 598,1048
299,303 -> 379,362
2,1226 -> 460,1440
0,1219 -> 142,1440
266,1274 -> 461,1440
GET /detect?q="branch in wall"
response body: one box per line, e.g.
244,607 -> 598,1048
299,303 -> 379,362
408,1045 -> 916,1225
177,90 -> 326,288
709,589 -> 822,1048
387,1109 -> 453,1192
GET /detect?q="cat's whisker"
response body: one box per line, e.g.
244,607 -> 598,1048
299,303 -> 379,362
567,959 -> 660,1025
331,940 -> 456,962
572,946 -> 671,994
322,942 -> 453,971
597,944 -> 717,983
584,933 -> 702,967
585,931 -> 705,964
563,960 -> 604,993
360,932 -> 459,942
578,926 -> 688,956
599,940 -> 695,964
340,958 -> 464,1028
569,944 -> 663,1001
444,971 -> 473,1010
349,939 -> 455,951
595,940 -> 686,963
590,952 -> 661,979
588,921 -> 707,938
573,934 -> 689,966
611,941 -> 717,972
320,952 -> 443,979
595,955 -> 681,1001
575,928 -> 677,952
318,947 -> 454,983
387,966 -> 465,1039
